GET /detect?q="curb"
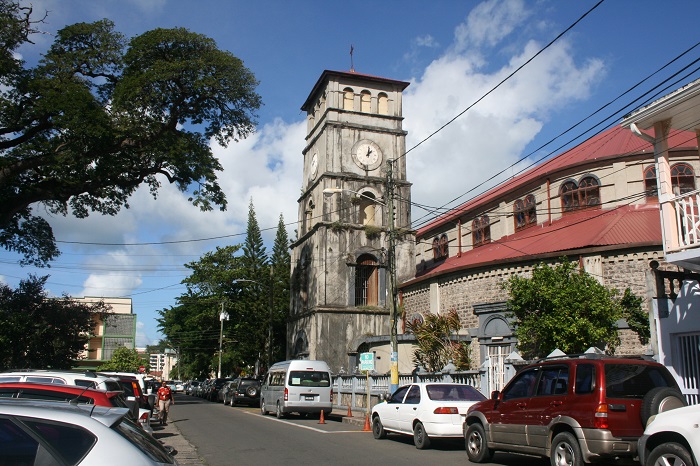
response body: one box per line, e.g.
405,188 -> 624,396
151,419 -> 207,465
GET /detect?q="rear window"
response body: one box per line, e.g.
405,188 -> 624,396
239,380 -> 259,389
288,371 -> 330,387
114,419 -> 174,463
24,418 -> 96,465
101,381 -> 123,392
426,384 -> 486,402
0,417 -> 41,465
605,363 -> 677,398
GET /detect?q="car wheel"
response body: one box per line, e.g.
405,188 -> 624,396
372,416 -> 386,439
413,421 -> 431,449
260,399 -> 267,415
647,442 -> 693,466
641,387 -> 686,426
551,432 -> 583,466
276,402 -> 285,419
465,423 -> 493,463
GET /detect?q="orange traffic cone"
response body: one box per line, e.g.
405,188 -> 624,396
363,414 -> 371,432
347,404 -> 353,417
318,410 -> 326,424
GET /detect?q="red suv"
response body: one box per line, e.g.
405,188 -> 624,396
464,355 -> 686,466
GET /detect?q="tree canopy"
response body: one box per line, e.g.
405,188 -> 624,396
505,259 -> 650,359
406,309 -> 471,372
97,346 -> 147,373
0,274 -> 110,369
0,3 -> 261,265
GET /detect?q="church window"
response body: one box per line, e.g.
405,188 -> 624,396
432,234 -> 448,260
560,180 -> 578,212
359,192 -> 377,225
360,90 -> 371,112
514,194 -> 537,230
472,215 -> 490,248
560,176 -> 600,214
378,93 -> 388,115
355,254 -> 378,306
304,199 -> 314,234
643,163 -> 696,198
671,163 -> 695,195
343,88 -> 354,111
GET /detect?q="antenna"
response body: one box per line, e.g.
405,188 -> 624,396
350,44 -> 355,72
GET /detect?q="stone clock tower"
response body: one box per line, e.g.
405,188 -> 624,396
288,70 -> 414,373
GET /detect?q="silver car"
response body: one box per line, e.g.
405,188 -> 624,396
0,399 -> 178,465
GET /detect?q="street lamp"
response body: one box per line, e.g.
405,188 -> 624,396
217,303 -> 229,378
323,184 -> 399,394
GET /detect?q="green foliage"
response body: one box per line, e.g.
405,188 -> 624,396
505,259 -> 650,359
97,346 -> 146,372
406,310 -> 470,372
0,7 -> 261,265
269,214 -> 291,366
0,275 -> 110,369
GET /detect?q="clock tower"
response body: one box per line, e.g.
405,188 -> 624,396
288,70 -> 414,373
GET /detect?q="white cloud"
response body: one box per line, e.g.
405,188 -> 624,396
454,0 -> 529,51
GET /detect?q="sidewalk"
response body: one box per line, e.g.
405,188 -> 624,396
151,418 -> 207,465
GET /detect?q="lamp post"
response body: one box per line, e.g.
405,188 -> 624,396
323,181 -> 399,394
217,303 -> 229,378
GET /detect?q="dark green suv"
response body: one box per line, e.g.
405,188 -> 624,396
464,355 -> 686,466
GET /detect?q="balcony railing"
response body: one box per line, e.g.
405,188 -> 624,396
667,189 -> 700,253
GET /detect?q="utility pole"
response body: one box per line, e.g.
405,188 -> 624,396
386,160 -> 399,395
218,302 -> 229,378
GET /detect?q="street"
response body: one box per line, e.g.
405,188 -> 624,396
167,394 -> 548,466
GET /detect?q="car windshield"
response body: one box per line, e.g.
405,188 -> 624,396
605,363 -> 678,398
113,418 -> 174,464
288,371 -> 330,387
426,385 -> 486,402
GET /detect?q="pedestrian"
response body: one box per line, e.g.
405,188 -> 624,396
157,381 -> 174,425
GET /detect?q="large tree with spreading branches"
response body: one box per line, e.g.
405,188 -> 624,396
0,2 -> 261,266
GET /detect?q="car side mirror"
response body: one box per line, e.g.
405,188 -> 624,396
490,390 -> 500,400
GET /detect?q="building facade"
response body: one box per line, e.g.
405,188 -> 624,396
75,297 -> 136,370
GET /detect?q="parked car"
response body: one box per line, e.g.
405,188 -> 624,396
224,378 -> 261,407
207,378 -> 232,402
464,355 -> 686,466
638,402 -> 700,466
0,382 -> 153,434
185,380 -> 200,395
371,383 -> 486,449
0,370 -> 122,392
0,399 -> 177,465
98,372 -> 155,411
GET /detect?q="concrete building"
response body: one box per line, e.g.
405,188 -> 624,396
75,297 -> 136,370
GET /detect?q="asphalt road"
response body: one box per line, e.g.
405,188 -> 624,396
169,394 -> 549,466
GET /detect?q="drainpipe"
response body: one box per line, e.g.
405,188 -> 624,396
457,220 -> 462,257
547,179 -> 552,225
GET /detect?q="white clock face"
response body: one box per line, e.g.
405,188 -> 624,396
354,140 -> 382,169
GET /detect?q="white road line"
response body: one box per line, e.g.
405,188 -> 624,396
244,410 -> 367,434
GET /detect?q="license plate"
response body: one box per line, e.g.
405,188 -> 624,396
305,395 -> 314,401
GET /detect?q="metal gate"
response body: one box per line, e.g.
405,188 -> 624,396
488,344 -> 510,393
675,332 -> 700,405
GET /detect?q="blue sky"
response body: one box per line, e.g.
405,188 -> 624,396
2,0 -> 699,346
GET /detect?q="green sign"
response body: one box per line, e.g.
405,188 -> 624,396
359,352 -> 374,371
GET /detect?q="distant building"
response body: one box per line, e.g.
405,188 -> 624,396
74,297 -> 136,370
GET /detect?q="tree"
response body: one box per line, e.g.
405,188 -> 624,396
0,6 -> 262,265
269,213 -> 291,365
0,274 -> 110,369
505,259 -> 650,359
97,346 -> 146,372
406,309 -> 471,372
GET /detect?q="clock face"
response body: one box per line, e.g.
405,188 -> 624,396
353,140 -> 382,169
309,152 -> 318,179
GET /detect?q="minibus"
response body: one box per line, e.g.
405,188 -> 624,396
260,360 -> 332,418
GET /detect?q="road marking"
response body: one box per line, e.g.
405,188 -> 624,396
245,411 -> 367,434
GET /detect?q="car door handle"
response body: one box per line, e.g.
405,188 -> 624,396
395,406 -> 400,410
516,402 -> 527,408
412,407 -> 417,411
550,401 -> 563,407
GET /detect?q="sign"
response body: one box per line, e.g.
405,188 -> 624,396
359,352 -> 374,372
138,365 -> 145,373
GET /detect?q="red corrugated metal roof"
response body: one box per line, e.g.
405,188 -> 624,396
417,126 -> 697,235
407,203 -> 661,285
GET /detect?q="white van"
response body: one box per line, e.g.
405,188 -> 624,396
260,360 -> 333,418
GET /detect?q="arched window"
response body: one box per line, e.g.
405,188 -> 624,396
343,88 -> 354,111
359,192 -> 376,225
644,165 -> 658,198
578,176 -> 601,208
355,254 -> 378,306
560,180 -> 579,212
671,163 -> 696,195
439,234 -> 449,258
360,90 -> 371,112
514,194 -> 537,230
378,93 -> 389,114
304,199 -> 314,234
432,237 -> 440,260
472,215 -> 491,247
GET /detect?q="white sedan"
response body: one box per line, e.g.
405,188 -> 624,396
638,402 -> 700,466
371,382 -> 486,449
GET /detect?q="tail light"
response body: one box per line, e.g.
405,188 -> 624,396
433,407 -> 459,415
330,389 -> 333,403
594,403 -> 609,429
284,387 -> 288,401
138,411 -> 149,429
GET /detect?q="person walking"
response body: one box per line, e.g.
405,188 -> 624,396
157,381 -> 174,425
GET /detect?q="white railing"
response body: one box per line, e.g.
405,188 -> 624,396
668,189 -> 700,252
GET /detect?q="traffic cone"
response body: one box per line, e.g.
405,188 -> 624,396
347,404 -> 353,417
363,414 -> 371,432
318,410 -> 326,424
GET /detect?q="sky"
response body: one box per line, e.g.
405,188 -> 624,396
2,0 -> 699,347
